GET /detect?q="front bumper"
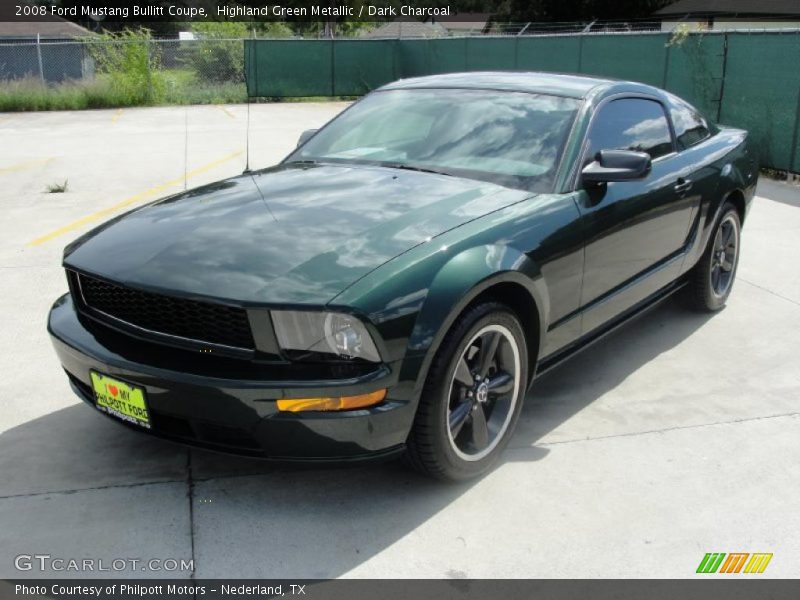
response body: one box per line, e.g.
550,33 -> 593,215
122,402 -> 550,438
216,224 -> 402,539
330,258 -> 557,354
48,294 -> 414,461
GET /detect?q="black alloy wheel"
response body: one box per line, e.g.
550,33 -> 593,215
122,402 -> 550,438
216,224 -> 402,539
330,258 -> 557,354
709,213 -> 739,298
405,302 -> 529,481
686,201 -> 741,312
446,324 -> 520,461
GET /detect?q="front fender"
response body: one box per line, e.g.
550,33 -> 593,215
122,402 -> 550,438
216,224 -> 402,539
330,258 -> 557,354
402,244 -> 548,393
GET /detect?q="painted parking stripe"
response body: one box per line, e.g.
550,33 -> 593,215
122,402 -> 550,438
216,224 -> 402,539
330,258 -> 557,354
28,150 -> 243,246
217,105 -> 236,119
0,157 -> 54,176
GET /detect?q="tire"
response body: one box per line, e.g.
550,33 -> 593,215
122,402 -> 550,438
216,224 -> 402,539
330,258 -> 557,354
404,302 -> 529,481
685,202 -> 742,312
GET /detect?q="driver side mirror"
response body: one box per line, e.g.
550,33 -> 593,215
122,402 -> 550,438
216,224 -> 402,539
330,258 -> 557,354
581,149 -> 652,185
297,129 -> 318,147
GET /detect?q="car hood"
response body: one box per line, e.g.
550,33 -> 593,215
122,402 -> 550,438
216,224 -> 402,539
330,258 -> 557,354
64,163 -> 530,305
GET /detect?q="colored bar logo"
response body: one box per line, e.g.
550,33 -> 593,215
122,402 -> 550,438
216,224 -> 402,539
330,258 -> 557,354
697,553 -> 772,574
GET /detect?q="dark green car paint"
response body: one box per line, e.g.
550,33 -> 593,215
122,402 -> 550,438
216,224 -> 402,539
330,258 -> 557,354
63,164 -> 529,306
49,72 -> 757,460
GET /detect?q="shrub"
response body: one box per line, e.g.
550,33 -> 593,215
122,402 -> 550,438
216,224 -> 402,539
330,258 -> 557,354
187,22 -> 248,84
84,28 -> 165,105
184,22 -> 293,84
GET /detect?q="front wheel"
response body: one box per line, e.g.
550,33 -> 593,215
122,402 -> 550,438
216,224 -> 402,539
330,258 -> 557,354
685,202 -> 741,312
404,302 -> 528,481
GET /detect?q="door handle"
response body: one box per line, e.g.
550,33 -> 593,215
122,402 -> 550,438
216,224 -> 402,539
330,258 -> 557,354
674,177 -> 693,193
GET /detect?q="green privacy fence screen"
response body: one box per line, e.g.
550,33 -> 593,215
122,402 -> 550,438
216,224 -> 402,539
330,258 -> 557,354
245,31 -> 800,172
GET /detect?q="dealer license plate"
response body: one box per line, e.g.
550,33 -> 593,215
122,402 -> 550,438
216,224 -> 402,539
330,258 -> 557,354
90,371 -> 151,429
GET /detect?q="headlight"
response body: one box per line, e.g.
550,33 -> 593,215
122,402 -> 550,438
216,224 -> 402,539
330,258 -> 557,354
271,310 -> 381,363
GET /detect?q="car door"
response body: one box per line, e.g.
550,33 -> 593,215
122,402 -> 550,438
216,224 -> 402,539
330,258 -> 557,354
664,93 -> 719,274
575,96 -> 695,334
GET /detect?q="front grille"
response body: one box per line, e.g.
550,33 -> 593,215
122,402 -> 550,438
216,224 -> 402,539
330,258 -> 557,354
75,273 -> 255,350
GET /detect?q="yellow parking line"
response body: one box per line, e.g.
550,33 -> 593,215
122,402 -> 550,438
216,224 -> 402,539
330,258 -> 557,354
217,105 -> 236,119
0,157 -> 54,176
111,109 -> 124,124
28,150 -> 243,247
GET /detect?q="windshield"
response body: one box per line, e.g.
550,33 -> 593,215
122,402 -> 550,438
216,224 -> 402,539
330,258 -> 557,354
286,89 -> 581,192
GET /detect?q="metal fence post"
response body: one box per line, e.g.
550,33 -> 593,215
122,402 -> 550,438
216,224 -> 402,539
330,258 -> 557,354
330,38 -> 335,97
716,31 -> 729,123
789,86 -> 800,175
147,37 -> 152,101
36,33 -> 45,83
392,38 -> 399,81
790,30 -> 800,175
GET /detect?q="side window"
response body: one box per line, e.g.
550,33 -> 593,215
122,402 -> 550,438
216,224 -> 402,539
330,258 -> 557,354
668,95 -> 711,150
586,98 -> 673,162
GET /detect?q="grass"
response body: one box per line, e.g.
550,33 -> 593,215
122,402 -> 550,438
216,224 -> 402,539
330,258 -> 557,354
0,76 -> 151,111
0,78 -> 110,111
45,180 -> 68,193
0,72 -> 357,112
0,71 -> 248,111
161,69 -> 247,105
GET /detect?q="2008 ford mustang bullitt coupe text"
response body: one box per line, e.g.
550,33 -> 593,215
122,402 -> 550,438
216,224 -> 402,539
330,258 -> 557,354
49,72 -> 756,480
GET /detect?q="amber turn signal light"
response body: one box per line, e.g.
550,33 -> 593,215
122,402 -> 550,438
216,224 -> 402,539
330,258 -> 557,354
276,389 -> 387,412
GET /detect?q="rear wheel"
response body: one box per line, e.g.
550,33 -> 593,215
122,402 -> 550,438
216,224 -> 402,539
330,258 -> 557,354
405,302 -> 528,481
685,202 -> 741,312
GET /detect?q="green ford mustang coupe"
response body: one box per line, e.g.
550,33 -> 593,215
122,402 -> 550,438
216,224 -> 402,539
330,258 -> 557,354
49,72 -> 757,480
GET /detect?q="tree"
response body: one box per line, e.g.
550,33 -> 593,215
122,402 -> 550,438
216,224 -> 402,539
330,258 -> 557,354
499,0 -> 672,23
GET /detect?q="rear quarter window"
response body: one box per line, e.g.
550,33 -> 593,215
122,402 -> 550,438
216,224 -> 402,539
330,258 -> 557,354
668,95 -> 711,150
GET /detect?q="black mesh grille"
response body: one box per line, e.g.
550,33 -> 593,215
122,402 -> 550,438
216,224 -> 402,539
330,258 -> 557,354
76,273 -> 254,350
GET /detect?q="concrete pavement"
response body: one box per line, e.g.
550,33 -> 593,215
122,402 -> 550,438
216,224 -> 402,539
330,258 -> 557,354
0,105 -> 798,579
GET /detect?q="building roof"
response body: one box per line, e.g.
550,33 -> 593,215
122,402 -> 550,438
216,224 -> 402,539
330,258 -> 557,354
655,0 -> 800,17
0,17 -> 93,39
360,19 -> 447,39
431,13 -> 492,32
381,71 -> 617,99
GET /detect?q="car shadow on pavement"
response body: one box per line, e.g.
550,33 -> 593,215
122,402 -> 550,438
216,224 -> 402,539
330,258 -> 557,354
0,297 -> 713,578
511,298 -> 715,454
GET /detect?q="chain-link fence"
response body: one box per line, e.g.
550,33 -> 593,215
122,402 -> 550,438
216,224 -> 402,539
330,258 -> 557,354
0,37 -> 250,109
0,38 -> 93,83
348,20 -> 665,38
2,26 -> 800,172
0,19 -> 705,98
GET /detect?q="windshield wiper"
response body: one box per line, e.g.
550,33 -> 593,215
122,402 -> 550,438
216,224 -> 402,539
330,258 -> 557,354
287,159 -> 452,177
381,163 -> 453,177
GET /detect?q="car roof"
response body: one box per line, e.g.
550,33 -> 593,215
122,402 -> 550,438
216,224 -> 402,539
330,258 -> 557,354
379,71 -> 641,99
